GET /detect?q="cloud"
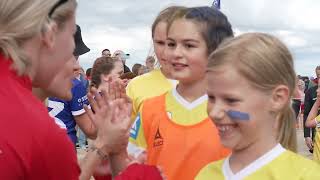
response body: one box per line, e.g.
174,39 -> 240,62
273,30 -> 307,48
76,0 -> 214,68
223,0 -> 320,31
76,0 -> 320,76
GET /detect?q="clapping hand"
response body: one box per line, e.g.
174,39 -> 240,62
84,80 -> 132,155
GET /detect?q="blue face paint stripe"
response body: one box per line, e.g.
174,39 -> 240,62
226,110 -> 250,121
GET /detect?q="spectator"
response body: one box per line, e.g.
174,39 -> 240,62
304,66 -> 320,153
48,25 -> 97,147
113,50 -> 131,73
138,65 -> 149,75
86,68 -> 92,80
78,67 -> 90,90
77,70 -> 91,150
132,63 -> 143,76
120,72 -> 137,80
304,78 -> 310,93
90,56 -> 124,90
102,49 -> 111,57
292,78 -> 305,129
146,56 -> 156,71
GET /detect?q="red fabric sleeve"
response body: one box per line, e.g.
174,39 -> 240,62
0,141 -> 24,180
115,163 -> 163,180
93,174 -> 112,180
92,163 -> 162,180
43,128 -> 81,180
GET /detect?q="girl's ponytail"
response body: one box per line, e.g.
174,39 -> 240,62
277,104 -> 297,152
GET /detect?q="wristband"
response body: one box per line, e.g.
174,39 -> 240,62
90,146 -> 108,160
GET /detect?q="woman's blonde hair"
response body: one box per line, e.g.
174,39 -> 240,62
208,33 -> 297,152
0,0 -> 77,75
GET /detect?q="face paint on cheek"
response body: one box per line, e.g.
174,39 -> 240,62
226,110 -> 250,121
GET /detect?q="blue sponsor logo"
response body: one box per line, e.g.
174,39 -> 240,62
130,113 -> 141,139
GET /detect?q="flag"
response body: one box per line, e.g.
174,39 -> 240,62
212,0 -> 220,9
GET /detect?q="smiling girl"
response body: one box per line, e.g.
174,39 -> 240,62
126,6 -> 185,122
196,33 -> 320,179
129,6 -> 233,180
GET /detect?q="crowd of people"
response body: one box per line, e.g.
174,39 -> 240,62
1,0 -> 320,180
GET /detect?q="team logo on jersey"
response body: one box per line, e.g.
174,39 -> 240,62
166,111 -> 172,119
130,113 -> 141,139
153,127 -> 164,147
317,120 -> 320,128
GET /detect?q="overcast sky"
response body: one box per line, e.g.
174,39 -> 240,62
76,0 -> 319,77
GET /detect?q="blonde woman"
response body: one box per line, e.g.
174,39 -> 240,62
0,1 -> 130,179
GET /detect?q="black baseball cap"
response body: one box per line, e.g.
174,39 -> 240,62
74,25 -> 90,56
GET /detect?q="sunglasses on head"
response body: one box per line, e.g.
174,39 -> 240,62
48,0 -> 68,18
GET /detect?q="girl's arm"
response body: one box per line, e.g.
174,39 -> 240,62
305,95 -> 320,128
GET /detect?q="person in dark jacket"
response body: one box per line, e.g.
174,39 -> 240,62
303,66 -> 320,152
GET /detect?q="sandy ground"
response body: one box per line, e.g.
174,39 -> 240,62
297,128 -> 313,159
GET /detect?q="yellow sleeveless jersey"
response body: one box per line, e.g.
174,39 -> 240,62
196,144 -> 320,180
314,115 -> 320,163
126,69 -> 176,120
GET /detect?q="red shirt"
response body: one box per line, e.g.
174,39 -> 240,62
0,55 -> 80,180
94,163 -> 163,180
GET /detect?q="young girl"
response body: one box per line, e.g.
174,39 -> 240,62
196,33 -> 320,179
91,7 -> 187,179
126,6 -> 185,122
129,6 -> 233,180
305,80 -> 320,163
90,56 -> 124,91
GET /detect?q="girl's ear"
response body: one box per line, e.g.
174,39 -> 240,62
270,85 -> 290,112
41,22 -> 58,50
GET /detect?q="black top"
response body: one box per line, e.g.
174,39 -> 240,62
303,85 -> 318,138
124,64 -> 131,73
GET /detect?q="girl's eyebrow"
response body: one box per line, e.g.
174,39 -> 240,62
167,37 -> 200,43
182,39 -> 200,43
167,37 -> 175,41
